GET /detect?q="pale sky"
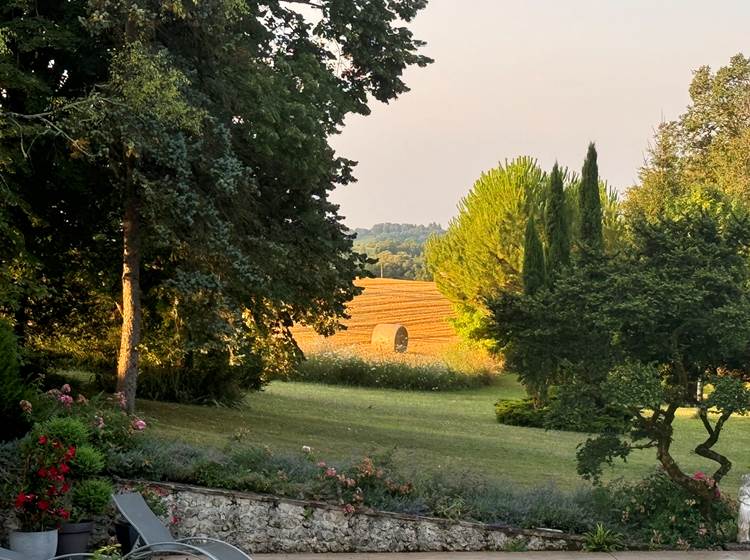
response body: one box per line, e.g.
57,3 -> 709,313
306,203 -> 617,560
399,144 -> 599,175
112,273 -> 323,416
329,0 -> 750,228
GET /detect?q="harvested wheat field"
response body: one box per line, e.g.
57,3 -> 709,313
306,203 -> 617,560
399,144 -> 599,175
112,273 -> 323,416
293,278 -> 458,358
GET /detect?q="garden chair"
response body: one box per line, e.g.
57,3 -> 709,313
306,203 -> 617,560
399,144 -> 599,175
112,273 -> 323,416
112,492 -> 252,560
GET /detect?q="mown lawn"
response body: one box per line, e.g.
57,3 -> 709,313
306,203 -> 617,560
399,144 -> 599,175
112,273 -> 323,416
138,375 -> 750,494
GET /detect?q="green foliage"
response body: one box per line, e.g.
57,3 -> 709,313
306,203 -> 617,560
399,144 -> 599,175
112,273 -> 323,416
71,478 -> 114,520
106,435 -> 605,534
628,54 -> 750,216
353,223 -> 445,280
71,445 -> 106,478
290,350 -> 495,391
0,0 -> 431,406
495,395 -> 629,434
582,523 -> 624,552
521,216 -> 546,294
134,362 -> 246,407
33,417 -> 91,449
490,183 -> 750,509
0,318 -> 31,440
494,399 -> 546,429
544,163 -> 570,275
608,471 -> 737,548
578,143 -> 604,251
425,157 -> 548,342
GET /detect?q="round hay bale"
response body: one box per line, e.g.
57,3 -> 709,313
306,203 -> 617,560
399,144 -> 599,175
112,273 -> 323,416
371,323 -> 409,353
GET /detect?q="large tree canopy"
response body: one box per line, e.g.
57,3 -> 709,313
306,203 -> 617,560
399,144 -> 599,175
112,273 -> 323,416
488,185 -> 750,513
0,0 -> 431,408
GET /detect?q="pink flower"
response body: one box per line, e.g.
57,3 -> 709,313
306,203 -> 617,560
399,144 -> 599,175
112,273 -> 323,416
317,461 -> 327,468
61,384 -> 71,394
58,394 -> 73,408
131,418 -> 147,431
693,471 -> 706,481
324,467 -> 337,478
343,504 -> 355,514
114,392 -> 127,410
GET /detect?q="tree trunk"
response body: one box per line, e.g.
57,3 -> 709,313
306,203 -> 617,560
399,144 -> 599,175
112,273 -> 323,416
116,189 -> 141,413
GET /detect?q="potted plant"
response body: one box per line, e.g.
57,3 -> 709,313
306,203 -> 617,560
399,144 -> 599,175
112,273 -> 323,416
11,434 -> 74,560
57,478 -> 114,557
57,444 -> 110,557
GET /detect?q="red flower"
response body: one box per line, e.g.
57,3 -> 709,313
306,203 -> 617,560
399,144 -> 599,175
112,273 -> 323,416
57,508 -> 70,520
15,492 -> 28,508
38,500 -> 50,511
61,482 -> 71,494
48,466 -> 58,478
38,435 -> 47,445
38,467 -> 48,478
59,464 -> 70,474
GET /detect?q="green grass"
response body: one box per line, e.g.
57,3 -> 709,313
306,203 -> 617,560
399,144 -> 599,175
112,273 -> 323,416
138,375 -> 750,494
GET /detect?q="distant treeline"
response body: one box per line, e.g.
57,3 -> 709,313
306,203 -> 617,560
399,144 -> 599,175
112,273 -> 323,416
352,223 -> 445,280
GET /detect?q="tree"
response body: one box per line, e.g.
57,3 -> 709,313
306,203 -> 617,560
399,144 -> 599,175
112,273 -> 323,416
521,216 -> 545,294
578,143 -> 603,252
627,54 -> 750,216
544,163 -> 570,275
425,157 -> 548,342
488,185 -> 750,518
0,0 -> 432,410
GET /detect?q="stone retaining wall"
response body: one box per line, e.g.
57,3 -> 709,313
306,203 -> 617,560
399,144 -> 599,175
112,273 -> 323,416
1,480 -> 584,553
141,481 -> 583,553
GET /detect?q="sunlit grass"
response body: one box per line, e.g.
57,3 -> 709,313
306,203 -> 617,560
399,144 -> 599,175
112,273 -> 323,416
137,375 -> 750,495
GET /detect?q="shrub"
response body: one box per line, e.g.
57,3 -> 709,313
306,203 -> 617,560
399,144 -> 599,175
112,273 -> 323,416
135,363 -> 245,407
33,416 -> 91,448
608,470 -> 737,548
0,318 -> 32,440
71,478 -> 114,520
495,394 -> 630,433
494,399 -> 546,428
72,445 -> 106,478
292,350 -> 494,391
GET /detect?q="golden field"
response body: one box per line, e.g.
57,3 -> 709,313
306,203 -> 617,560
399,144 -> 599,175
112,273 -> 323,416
292,278 -> 459,358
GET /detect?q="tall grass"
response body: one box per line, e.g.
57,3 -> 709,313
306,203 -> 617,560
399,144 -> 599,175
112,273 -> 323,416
290,344 -> 497,391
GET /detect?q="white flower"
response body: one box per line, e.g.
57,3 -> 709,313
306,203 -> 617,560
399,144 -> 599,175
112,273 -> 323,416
302,445 -> 312,454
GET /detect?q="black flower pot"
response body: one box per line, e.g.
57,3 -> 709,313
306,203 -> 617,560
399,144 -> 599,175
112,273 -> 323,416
56,521 -> 95,558
114,519 -> 139,554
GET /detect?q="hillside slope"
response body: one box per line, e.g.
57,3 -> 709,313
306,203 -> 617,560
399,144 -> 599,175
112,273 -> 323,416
292,278 -> 457,357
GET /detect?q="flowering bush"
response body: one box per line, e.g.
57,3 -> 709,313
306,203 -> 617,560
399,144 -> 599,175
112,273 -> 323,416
20,384 -> 148,452
608,470 -> 736,548
314,455 -> 413,513
15,434 -> 75,530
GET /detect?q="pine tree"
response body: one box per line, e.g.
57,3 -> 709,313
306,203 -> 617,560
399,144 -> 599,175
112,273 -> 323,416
522,216 -> 546,295
579,143 -> 604,251
545,163 -> 570,275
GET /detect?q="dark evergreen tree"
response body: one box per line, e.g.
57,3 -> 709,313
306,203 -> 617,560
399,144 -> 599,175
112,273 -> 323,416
579,143 -> 604,251
0,318 -> 30,440
544,163 -> 570,275
522,216 -> 546,295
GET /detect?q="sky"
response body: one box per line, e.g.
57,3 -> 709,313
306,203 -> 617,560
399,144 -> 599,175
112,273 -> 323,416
328,0 -> 750,228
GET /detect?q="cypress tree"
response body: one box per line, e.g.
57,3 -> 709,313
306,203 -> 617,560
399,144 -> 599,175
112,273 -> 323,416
522,216 -> 546,295
545,163 -> 570,275
579,143 -> 604,251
